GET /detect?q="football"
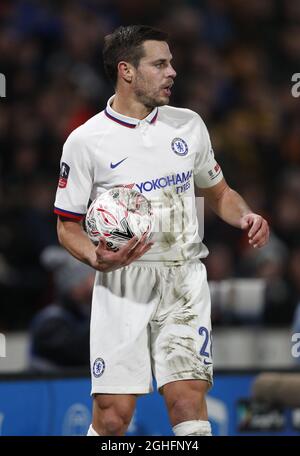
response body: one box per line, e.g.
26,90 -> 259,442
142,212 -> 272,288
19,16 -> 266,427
85,187 -> 154,251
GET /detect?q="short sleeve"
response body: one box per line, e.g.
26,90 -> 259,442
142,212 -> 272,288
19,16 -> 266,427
193,115 -> 223,188
54,132 -> 93,220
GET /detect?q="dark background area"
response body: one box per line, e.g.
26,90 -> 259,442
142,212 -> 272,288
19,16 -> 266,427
0,0 -> 299,330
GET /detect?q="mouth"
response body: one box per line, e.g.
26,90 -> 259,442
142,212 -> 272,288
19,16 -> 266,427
162,87 -> 171,97
161,82 -> 174,97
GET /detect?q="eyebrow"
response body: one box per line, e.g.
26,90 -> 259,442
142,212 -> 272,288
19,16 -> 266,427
152,57 -> 173,64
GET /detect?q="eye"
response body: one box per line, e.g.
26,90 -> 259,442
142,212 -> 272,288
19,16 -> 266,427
155,63 -> 163,68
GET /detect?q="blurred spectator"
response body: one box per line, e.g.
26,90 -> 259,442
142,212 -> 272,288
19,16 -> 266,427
239,234 -> 293,325
29,246 -> 94,372
204,243 -> 235,281
273,189 -> 300,248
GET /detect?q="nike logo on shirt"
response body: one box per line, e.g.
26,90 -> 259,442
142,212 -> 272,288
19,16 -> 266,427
110,158 -> 128,169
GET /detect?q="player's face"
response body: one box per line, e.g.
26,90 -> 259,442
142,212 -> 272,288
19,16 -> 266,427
133,40 -> 177,108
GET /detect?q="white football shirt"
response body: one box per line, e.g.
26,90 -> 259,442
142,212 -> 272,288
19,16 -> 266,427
54,95 -> 223,263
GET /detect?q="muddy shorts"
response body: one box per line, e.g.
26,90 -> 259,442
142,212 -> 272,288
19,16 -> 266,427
90,260 -> 213,395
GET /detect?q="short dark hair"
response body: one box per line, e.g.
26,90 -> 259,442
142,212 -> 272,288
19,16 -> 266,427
103,25 -> 168,86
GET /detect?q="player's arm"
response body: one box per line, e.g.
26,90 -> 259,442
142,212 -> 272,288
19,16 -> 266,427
195,178 -> 269,248
57,216 -> 153,272
57,217 -> 96,265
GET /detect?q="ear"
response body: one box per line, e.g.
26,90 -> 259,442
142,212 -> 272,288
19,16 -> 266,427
117,61 -> 134,83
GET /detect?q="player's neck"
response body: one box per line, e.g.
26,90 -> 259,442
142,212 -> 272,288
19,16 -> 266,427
111,93 -> 152,121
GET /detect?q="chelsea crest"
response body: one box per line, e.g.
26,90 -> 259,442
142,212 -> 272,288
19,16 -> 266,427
93,358 -> 105,377
171,138 -> 188,156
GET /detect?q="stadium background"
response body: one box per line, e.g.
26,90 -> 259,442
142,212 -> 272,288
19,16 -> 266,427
0,0 -> 300,435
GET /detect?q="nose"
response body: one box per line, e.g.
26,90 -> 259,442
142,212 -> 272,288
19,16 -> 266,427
167,64 -> 177,79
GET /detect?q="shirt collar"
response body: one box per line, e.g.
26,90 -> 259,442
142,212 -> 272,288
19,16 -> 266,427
105,95 -> 158,128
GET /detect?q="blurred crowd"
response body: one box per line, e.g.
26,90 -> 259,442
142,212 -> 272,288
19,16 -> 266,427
0,0 -> 299,331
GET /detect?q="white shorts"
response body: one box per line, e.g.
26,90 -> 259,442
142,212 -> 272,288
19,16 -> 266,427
90,261 -> 213,395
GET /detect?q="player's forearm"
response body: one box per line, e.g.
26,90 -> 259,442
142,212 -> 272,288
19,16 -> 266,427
57,218 -> 97,267
210,187 -> 252,228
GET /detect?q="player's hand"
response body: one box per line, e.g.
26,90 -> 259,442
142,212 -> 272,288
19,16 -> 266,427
92,233 -> 154,272
240,213 -> 269,248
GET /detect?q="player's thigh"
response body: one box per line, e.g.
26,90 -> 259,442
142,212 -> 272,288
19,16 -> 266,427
151,262 -> 213,390
90,265 -> 160,395
93,393 -> 137,423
